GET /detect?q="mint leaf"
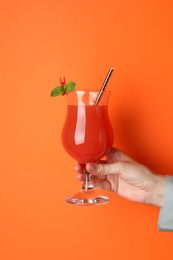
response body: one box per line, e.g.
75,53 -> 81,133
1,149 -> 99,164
66,82 -> 76,92
50,86 -> 65,96
50,81 -> 76,97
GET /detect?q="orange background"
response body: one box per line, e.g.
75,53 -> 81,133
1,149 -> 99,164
1,0 -> 173,259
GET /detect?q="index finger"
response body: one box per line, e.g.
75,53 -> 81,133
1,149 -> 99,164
106,147 -> 135,163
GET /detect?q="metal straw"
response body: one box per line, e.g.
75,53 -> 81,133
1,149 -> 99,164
94,67 -> 114,105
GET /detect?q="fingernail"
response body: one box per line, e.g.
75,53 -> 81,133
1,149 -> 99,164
74,165 -> 80,172
86,163 -> 97,172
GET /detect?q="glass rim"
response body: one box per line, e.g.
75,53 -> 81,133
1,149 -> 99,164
71,90 -> 111,93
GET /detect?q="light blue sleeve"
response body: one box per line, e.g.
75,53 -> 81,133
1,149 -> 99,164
158,176 -> 173,231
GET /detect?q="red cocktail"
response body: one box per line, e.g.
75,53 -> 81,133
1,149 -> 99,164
61,90 -> 114,205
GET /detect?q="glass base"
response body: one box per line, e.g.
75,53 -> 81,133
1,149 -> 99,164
65,190 -> 109,206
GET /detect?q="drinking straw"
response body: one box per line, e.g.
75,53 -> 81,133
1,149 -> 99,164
94,67 -> 114,105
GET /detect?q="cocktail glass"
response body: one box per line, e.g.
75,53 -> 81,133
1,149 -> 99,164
61,90 -> 114,205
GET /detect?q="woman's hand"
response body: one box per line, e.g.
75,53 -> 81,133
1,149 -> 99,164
75,147 -> 166,207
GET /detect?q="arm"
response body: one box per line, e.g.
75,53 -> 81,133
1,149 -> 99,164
158,176 -> 173,231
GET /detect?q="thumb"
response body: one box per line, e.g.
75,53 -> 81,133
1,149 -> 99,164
86,161 -> 129,176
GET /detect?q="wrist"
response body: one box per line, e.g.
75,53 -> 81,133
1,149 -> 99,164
147,174 -> 166,207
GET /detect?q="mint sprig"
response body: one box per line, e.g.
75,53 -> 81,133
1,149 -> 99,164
50,81 -> 76,97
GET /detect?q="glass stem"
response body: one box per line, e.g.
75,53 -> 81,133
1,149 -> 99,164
82,169 -> 93,192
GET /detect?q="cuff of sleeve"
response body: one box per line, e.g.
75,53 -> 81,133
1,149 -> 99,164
158,176 -> 173,232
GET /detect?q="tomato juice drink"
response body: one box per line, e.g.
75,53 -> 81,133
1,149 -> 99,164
61,104 -> 114,166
